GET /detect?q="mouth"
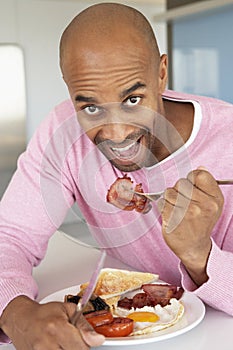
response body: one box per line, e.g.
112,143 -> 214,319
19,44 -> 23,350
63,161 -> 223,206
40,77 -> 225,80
95,130 -> 150,171
104,135 -> 149,171
110,138 -> 142,160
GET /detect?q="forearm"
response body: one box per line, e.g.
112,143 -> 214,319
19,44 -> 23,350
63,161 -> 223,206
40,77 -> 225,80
0,296 -> 35,341
0,235 -> 39,344
0,142 -> 72,332
180,239 -> 233,315
180,239 -> 212,287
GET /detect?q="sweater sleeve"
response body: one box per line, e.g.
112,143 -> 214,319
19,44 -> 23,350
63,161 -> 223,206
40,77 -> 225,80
180,238 -> 233,315
0,109 -> 75,343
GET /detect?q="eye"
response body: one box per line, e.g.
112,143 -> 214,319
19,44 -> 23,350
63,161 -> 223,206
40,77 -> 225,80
124,96 -> 141,107
83,104 -> 101,115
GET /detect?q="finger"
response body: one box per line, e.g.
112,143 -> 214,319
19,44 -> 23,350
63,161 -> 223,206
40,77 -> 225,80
172,178 -> 209,205
158,187 -> 194,234
63,301 -> 77,318
58,326 -> 90,350
188,169 -> 225,209
77,314 -> 105,347
173,178 -> 195,200
40,303 -> 90,350
157,189 -> 182,214
187,168 -> 219,195
197,165 -> 208,171
54,317 -> 103,350
157,197 -> 165,213
62,304 -> 105,348
164,186 -> 193,209
159,198 -> 190,234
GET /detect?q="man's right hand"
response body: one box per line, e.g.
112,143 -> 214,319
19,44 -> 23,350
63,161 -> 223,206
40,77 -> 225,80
0,295 -> 105,350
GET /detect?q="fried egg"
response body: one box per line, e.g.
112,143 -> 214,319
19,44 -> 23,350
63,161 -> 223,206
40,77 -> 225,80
114,298 -> 184,335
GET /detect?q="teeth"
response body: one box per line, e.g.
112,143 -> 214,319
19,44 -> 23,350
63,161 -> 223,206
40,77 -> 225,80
111,141 -> 140,159
111,142 -> 135,153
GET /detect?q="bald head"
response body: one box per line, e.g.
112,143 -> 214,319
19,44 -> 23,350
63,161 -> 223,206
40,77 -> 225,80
59,3 -> 160,73
58,3 -> 169,171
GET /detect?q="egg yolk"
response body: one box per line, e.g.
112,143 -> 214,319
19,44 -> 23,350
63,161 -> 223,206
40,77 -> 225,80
127,311 -> 159,323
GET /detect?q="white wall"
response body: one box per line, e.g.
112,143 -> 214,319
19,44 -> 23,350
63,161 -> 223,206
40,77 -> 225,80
0,0 -> 167,140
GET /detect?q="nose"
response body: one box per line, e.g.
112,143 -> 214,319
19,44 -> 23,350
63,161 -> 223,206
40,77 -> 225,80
99,105 -> 136,143
101,122 -> 135,143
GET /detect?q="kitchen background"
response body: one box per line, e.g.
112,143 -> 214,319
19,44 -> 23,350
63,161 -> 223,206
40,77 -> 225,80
1,0 -> 233,237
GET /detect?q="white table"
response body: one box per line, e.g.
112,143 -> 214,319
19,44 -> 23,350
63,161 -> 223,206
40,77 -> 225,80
2,230 -> 233,349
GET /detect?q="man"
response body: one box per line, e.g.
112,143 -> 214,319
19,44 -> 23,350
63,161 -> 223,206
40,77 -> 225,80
0,2 -> 233,349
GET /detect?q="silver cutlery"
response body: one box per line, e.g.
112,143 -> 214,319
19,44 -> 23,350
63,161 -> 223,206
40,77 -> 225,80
70,249 -> 106,325
134,179 -> 233,202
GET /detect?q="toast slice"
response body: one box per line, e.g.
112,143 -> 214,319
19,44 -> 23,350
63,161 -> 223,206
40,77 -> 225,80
80,268 -> 159,309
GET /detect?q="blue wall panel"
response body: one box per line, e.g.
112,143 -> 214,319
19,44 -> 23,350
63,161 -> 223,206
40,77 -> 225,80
172,5 -> 233,103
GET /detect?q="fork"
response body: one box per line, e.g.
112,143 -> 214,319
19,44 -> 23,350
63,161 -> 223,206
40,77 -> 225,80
134,179 -> 233,202
70,249 -> 106,325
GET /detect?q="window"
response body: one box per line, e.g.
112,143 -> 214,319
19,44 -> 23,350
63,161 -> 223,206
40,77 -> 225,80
0,44 -> 26,196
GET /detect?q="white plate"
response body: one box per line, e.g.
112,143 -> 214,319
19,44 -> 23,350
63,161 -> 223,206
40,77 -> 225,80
40,285 -> 205,346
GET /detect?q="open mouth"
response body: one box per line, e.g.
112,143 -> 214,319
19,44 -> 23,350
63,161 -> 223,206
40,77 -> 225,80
110,136 -> 143,161
95,129 -> 150,170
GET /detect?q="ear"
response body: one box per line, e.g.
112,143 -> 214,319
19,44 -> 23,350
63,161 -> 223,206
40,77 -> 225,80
158,54 -> 168,94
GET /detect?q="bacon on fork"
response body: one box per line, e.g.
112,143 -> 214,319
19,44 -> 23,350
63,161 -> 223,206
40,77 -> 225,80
106,175 -> 152,214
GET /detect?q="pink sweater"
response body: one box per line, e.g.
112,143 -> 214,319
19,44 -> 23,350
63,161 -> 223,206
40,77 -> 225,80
1,90 -> 233,341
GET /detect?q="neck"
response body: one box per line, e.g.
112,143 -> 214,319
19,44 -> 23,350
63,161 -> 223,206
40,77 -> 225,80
150,99 -> 194,163
164,99 -> 194,144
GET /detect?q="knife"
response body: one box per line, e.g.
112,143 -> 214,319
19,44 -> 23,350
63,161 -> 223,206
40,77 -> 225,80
70,249 -> 106,325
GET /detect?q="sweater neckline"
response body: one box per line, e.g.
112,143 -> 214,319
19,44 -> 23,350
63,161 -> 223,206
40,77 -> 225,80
145,95 -> 202,171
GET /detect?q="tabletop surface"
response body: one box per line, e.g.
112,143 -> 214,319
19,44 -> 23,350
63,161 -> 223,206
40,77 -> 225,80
2,229 -> 233,350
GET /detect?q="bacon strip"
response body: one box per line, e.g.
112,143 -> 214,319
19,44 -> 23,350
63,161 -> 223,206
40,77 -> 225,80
106,175 -> 152,214
141,284 -> 184,307
117,284 -> 184,309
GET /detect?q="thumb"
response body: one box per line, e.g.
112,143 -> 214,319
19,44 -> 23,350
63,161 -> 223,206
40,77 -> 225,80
64,302 -> 105,347
78,315 -> 105,347
197,165 -> 208,171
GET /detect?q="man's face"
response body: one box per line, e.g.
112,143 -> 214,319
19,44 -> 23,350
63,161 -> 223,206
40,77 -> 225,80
62,37 -> 166,172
